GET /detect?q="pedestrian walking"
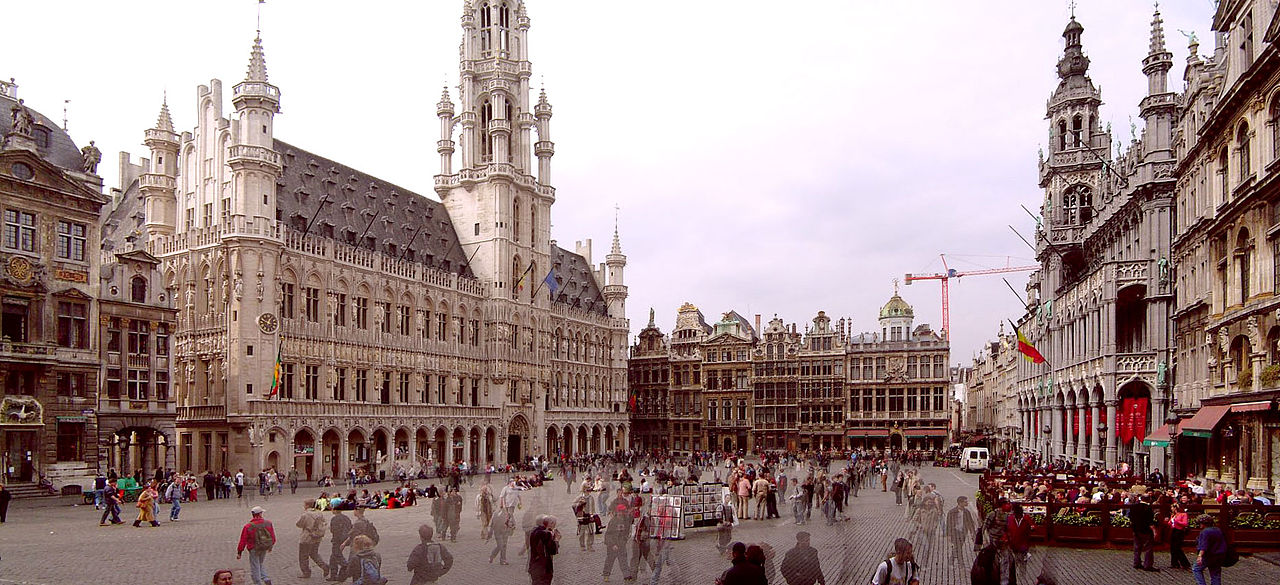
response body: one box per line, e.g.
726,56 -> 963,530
327,509 -> 353,582
871,537 -> 920,585
979,497 -> 1011,585
288,467 -> 299,495
408,525 -> 454,584
527,515 -> 560,585
444,487 -> 462,541
166,478 -> 184,521
490,508 -> 516,564
133,481 -> 161,527
1006,503 -> 1034,581
348,535 -> 384,585
93,471 -> 106,509
780,531 -> 826,585
630,505 -> 654,579
1130,491 -> 1158,573
235,469 -> 245,498
945,495 -> 976,565
477,482 -> 496,540
296,499 -> 329,579
210,569 -> 235,585
1193,514 -> 1228,585
602,503 -> 632,581
99,480 -> 123,525
236,506 -> 276,585
1168,503 -> 1192,570
718,541 -> 766,585
574,488 -> 598,551
0,483 -> 11,523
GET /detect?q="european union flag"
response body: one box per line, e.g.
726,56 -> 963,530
543,268 -> 559,297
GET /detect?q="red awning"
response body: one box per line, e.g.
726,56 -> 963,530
906,429 -> 948,437
1142,423 -> 1174,447
1230,401 -> 1273,413
1180,405 -> 1231,437
845,428 -> 888,437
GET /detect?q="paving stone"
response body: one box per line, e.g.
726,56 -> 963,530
0,467 -> 1277,584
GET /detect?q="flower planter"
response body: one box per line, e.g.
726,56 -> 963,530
1108,526 -> 1133,545
1230,528 -> 1279,547
1052,524 -> 1104,543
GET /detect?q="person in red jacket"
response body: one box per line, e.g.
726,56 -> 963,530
237,506 -> 277,585
1005,503 -> 1035,584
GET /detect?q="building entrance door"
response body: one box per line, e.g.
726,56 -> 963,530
507,435 -> 521,464
4,430 -> 36,482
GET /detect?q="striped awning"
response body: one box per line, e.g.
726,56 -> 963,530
1230,401 -> 1273,413
905,428 -> 948,437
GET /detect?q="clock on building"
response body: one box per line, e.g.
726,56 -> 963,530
257,312 -> 279,334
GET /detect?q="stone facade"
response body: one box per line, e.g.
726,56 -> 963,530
629,294 -> 951,454
1,79 -> 109,489
116,2 -> 629,481
1171,0 -> 1280,491
1009,11 -> 1176,474
964,328 -> 1021,453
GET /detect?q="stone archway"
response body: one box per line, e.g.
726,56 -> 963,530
562,426 -> 574,456
546,425 -> 560,458
507,414 -> 531,464
433,428 -> 448,467
293,428 -> 316,481
321,429 -> 341,479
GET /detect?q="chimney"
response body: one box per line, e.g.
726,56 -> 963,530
755,314 -> 761,333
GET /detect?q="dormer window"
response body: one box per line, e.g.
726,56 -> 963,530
131,276 -> 148,303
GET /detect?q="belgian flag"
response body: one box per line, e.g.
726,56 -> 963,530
1011,320 -> 1046,364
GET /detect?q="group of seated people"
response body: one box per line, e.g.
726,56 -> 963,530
311,485 -> 420,511
985,473 -> 1275,515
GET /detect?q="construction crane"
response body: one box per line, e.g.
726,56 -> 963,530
904,255 -> 1038,340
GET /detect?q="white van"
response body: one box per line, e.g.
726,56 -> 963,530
960,447 -> 990,472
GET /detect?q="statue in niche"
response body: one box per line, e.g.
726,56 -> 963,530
233,272 -> 243,300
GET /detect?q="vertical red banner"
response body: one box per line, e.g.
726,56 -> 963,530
1133,397 -> 1148,441
1085,408 -> 1093,438
1118,398 -> 1132,443
1072,409 -> 1079,438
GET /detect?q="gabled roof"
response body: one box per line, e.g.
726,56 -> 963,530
274,140 -> 471,277
550,245 -> 607,316
0,148 -> 107,205
115,249 -> 160,265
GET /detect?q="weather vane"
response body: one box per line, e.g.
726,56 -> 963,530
1068,0 -> 1076,18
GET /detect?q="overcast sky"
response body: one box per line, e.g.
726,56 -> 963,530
6,1 -> 1216,363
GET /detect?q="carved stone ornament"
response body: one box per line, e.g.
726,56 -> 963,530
5,255 -> 34,284
1218,328 -> 1230,354
1247,316 -> 1262,350
1,395 -> 42,425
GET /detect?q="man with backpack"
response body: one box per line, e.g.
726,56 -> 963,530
236,506 -> 276,585
408,524 -> 453,584
296,499 -> 329,579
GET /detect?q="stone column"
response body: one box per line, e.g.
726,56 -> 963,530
1091,402 -> 1104,463
480,431 -> 488,466
408,433 -> 418,471
129,431 -> 140,475
338,437 -> 350,479
1105,400 -> 1118,468
1051,404 -> 1063,460
1064,403 -> 1077,462
1077,404 -> 1088,462
463,432 -> 472,465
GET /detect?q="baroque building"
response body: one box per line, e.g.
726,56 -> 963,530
116,2 -> 629,480
628,293 -> 951,454
1012,11 -> 1176,473
1,79 -> 109,490
1171,0 -> 1280,491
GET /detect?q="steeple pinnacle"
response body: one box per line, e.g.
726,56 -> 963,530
155,94 -> 174,132
1149,5 -> 1167,55
246,34 -> 268,82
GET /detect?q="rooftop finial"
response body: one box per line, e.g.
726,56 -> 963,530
246,34 -> 268,82
611,204 -> 622,255
1149,3 -> 1167,55
156,93 -> 175,132
1069,0 -> 1076,18
892,278 -> 900,295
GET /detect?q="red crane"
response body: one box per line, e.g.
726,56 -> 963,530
904,255 -> 1038,340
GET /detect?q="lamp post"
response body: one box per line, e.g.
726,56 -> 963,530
1164,413 -> 1180,479
1042,423 -> 1052,461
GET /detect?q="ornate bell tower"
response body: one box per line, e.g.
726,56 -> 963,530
1039,16 -> 1110,292
437,0 -> 553,304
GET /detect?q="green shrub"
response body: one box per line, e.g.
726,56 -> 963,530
1261,365 -> 1280,387
1110,511 -> 1131,528
1053,509 -> 1102,527
1230,512 -> 1280,530
1238,366 -> 1254,389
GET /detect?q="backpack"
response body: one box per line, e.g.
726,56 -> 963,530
419,542 -> 449,581
252,521 -> 275,551
357,557 -> 387,585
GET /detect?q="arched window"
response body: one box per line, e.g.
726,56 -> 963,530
1071,115 -> 1083,147
1057,120 -> 1067,151
513,198 -> 521,243
511,255 -> 522,300
1270,98 -> 1280,162
1238,123 -> 1251,181
1238,228 -> 1251,303
530,205 -> 537,247
130,276 -> 148,303
1219,147 -> 1230,201
480,100 -> 493,162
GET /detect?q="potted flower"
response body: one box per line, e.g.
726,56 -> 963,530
1051,508 -> 1103,543
1229,512 -> 1280,546
1108,509 -> 1133,544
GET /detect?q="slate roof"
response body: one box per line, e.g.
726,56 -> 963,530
101,175 -> 146,255
550,245 -> 608,316
274,139 -> 472,277
0,94 -> 84,172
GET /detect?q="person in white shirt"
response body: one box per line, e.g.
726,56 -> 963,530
499,480 -> 521,515
871,538 -> 919,585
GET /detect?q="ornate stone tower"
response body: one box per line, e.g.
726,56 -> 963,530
225,33 -> 283,408
603,226 -> 627,319
437,0 -> 553,304
1039,16 -> 1110,293
141,99 -> 178,239
1140,7 -> 1175,163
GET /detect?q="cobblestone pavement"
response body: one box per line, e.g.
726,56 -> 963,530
1,467 -> 1278,584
